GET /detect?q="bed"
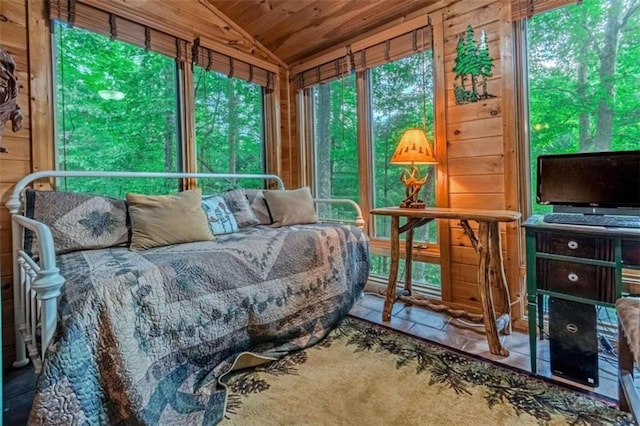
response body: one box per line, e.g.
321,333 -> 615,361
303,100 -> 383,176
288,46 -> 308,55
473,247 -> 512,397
6,171 -> 370,424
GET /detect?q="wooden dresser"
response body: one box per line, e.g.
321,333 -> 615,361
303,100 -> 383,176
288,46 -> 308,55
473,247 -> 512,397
523,215 -> 640,374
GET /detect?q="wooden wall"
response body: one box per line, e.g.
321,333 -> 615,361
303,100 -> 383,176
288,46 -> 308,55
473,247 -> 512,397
0,0 -> 32,366
437,0 -> 522,318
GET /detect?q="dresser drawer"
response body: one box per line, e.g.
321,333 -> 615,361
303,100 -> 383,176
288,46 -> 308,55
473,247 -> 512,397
536,232 -> 614,261
622,239 -> 640,267
537,259 -> 616,303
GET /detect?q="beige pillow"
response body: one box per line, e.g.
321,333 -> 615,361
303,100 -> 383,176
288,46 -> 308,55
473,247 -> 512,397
263,187 -> 318,228
127,189 -> 214,250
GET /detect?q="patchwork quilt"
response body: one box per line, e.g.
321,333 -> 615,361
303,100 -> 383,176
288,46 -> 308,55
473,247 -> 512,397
28,223 -> 370,425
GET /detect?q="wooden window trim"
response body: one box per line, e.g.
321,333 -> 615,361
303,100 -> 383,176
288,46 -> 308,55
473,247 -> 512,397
193,38 -> 275,89
293,24 -> 432,90
511,0 -> 582,21
49,0 -> 190,62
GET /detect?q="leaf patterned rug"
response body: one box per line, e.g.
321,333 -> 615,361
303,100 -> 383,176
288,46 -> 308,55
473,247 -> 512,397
220,317 -> 632,425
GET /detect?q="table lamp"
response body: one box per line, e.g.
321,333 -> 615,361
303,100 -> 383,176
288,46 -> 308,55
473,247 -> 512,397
390,128 -> 438,208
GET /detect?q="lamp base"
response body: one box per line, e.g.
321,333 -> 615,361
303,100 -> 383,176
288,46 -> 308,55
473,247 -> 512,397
399,199 -> 426,209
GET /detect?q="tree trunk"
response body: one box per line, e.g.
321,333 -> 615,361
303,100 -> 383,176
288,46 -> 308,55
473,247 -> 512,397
577,60 -> 594,151
316,84 -> 332,218
227,78 -> 238,175
594,0 -> 623,151
163,64 -> 174,177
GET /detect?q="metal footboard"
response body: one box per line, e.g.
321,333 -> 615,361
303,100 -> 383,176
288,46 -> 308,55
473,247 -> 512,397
10,215 -> 65,372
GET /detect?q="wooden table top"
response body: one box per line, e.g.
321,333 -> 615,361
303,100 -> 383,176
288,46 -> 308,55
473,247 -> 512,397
370,207 -> 522,223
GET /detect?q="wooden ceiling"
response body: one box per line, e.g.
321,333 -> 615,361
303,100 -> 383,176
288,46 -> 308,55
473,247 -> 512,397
207,0 -> 442,65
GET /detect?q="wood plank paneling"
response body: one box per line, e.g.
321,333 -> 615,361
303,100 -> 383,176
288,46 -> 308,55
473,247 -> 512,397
443,21 -> 501,57
449,193 -> 506,210
210,0 -> 441,64
447,98 -> 502,125
0,135 -> 31,161
448,155 -> 504,176
0,159 -> 30,183
0,0 -> 27,27
449,174 -> 505,194
447,116 -> 503,141
442,0 -> 498,36
448,136 -> 504,158
0,209 -> 10,231
437,0 -> 520,321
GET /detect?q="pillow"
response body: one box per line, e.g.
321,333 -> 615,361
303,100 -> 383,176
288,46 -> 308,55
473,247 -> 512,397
24,189 -> 129,256
127,188 -> 214,251
244,189 -> 273,225
222,189 -> 260,227
263,187 -> 318,228
201,195 -> 239,235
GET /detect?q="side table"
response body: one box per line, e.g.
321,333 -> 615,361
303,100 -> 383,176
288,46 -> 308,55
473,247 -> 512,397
370,207 -> 521,356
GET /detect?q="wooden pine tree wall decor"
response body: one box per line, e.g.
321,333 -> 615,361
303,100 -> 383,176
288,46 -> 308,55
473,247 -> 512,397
453,25 -> 495,105
0,48 -> 24,153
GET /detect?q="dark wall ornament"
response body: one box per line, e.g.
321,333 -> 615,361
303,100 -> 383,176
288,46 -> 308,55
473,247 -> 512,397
0,48 -> 24,153
453,25 -> 495,105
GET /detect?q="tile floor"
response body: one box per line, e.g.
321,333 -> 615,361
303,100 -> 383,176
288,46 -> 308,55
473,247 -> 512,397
1,293 -> 625,424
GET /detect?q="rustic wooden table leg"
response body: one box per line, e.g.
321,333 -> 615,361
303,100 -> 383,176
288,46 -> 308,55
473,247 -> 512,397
477,222 -> 509,356
489,221 -> 511,335
383,215 -> 400,321
404,227 -> 414,296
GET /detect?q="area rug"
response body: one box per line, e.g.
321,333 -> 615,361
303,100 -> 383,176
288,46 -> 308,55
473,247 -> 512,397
220,317 -> 632,425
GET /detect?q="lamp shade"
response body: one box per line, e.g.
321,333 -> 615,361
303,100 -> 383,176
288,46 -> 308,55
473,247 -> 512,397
390,129 -> 438,165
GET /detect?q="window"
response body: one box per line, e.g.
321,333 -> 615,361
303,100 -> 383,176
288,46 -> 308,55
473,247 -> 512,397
300,25 -> 440,292
370,52 -> 440,289
523,0 -> 640,334
312,74 -> 358,221
54,23 -> 180,196
194,66 -> 265,194
526,0 -> 640,215
371,52 -> 436,241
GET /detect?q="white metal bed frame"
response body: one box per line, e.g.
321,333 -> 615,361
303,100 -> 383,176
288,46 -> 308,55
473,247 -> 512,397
6,171 -> 365,372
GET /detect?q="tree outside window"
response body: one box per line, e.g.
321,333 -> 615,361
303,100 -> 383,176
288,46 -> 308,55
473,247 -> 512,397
194,66 -> 265,194
54,23 -> 179,196
527,0 -> 640,215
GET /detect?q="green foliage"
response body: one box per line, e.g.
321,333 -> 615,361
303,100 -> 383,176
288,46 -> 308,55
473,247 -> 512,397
193,66 -> 264,194
527,0 -> 640,214
55,23 -> 179,196
313,51 -> 439,286
54,23 -> 265,197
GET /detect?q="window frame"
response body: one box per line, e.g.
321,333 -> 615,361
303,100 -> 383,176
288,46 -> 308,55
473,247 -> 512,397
47,18 -> 278,193
300,51 -> 443,292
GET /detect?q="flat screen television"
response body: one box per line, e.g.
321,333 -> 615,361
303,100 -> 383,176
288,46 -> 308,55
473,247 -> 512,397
536,150 -> 640,215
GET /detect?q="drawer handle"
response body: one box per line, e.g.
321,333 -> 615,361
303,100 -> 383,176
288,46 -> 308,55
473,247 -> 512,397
568,273 -> 579,282
567,241 -> 579,250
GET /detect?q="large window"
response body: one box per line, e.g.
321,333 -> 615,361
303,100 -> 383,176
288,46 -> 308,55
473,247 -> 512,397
303,26 -> 441,291
194,66 -> 265,194
527,0 -> 640,215
524,0 -> 640,334
54,23 -> 179,195
371,52 -> 436,240
370,52 -> 440,288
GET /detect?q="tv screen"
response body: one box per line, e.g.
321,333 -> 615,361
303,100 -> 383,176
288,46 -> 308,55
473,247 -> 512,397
536,150 -> 640,209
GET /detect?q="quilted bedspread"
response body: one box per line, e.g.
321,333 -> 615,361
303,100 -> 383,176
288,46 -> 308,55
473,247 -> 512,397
28,223 -> 370,425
